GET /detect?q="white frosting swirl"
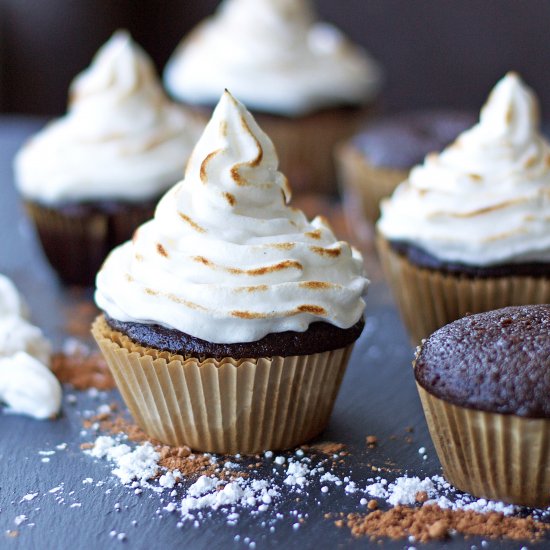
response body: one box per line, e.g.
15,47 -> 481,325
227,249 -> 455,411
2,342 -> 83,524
378,72 -> 550,266
96,91 -> 368,344
163,0 -> 381,116
0,352 -> 62,420
15,30 -> 203,204
0,274 -> 61,419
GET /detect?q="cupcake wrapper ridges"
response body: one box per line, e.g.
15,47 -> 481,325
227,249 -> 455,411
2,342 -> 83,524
92,315 -> 354,454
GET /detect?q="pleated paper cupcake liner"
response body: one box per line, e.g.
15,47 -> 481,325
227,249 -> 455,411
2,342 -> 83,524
377,235 -> 550,345
416,383 -> 550,507
92,315 -> 354,454
25,199 -> 157,286
336,143 -> 407,226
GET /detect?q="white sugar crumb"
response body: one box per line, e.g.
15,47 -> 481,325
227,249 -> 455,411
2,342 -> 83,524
284,461 -> 310,486
20,493 -> 38,502
387,476 -> 435,506
82,478 -> 93,484
70,503 -> 81,508
87,437 -> 159,485
274,456 -> 285,465
159,470 -> 181,489
14,515 -> 27,526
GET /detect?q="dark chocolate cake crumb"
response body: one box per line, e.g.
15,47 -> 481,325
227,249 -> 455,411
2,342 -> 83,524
389,240 -> 550,278
105,315 -> 364,359
415,305 -> 550,417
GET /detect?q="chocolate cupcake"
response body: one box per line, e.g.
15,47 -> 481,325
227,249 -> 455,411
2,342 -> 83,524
377,73 -> 550,343
336,110 -> 475,226
163,0 -> 381,194
92,91 -> 369,454
14,31 -> 203,285
415,304 -> 550,507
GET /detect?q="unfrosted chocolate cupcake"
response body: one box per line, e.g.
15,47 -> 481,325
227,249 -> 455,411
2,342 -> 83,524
336,109 -> 475,225
14,31 -> 202,285
415,304 -> 550,507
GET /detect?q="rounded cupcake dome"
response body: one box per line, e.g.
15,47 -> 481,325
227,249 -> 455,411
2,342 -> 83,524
415,304 -> 550,418
163,0 -> 381,116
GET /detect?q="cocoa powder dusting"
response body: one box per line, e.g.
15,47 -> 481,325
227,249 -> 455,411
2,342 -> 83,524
301,441 -> 345,455
51,352 -> 115,390
342,505 -> 550,543
84,412 -> 233,479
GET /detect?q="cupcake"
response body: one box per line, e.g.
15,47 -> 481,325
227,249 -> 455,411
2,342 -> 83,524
336,110 -> 475,226
0,273 -> 62,419
415,305 -> 550,507
377,73 -> 550,344
163,0 -> 381,194
92,90 -> 369,454
14,31 -> 203,286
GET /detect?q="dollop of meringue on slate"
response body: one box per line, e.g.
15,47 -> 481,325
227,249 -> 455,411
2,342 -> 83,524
0,274 -> 61,419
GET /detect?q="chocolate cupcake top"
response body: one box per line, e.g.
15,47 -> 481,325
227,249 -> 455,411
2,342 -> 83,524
15,31 -> 203,205
377,72 -> 550,267
415,305 -> 550,418
350,110 -> 476,170
95,91 -> 369,344
163,0 -> 381,116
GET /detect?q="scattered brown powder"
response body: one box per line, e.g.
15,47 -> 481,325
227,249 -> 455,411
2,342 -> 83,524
341,505 -> 550,543
415,491 -> 429,503
301,442 -> 345,455
51,352 -> 115,390
84,411 -> 238,480
63,298 -> 99,338
367,500 -> 378,511
366,435 -> 378,447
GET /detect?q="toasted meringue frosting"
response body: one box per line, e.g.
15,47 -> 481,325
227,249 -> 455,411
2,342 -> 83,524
15,30 -> 203,204
163,0 -> 381,116
378,72 -> 550,266
96,91 -> 368,344
0,274 -> 61,419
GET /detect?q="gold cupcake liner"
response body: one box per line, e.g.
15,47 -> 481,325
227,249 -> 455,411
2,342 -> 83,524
92,315 -> 354,454
377,235 -> 550,344
417,383 -> 550,507
25,200 -> 157,286
336,143 -> 407,226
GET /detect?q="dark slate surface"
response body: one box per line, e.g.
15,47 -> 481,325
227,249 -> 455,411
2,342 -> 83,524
0,117 -> 544,549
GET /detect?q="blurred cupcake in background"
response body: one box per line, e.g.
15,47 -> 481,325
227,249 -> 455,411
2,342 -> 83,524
14,30 -> 203,286
377,72 -> 550,343
163,0 -> 381,194
336,109 -> 475,234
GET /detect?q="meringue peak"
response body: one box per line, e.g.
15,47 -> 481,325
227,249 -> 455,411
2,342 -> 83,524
477,72 -> 540,143
185,91 -> 291,205
70,29 -> 161,106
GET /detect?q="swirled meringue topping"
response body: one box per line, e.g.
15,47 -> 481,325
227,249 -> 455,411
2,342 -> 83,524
15,30 -> 203,204
378,72 -> 550,266
163,0 -> 381,116
0,274 -> 61,419
96,91 -> 368,344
